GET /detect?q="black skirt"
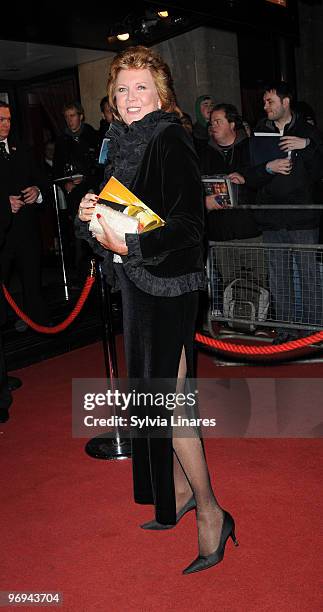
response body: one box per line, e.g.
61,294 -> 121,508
115,264 -> 199,524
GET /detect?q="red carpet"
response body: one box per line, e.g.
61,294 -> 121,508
1,338 -> 322,611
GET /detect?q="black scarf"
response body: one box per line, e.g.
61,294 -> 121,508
103,110 -> 180,189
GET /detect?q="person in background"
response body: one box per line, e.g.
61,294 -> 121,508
53,102 -> 99,213
53,102 -> 100,283
76,46 -> 238,575
0,101 -> 50,328
242,120 -> 252,138
198,103 -> 264,330
294,101 -> 317,127
200,103 -> 259,243
192,95 -> 214,151
0,179 -> 13,422
39,141 -> 59,259
43,141 -> 55,175
180,112 -> 193,136
245,81 -> 323,343
98,96 -> 114,145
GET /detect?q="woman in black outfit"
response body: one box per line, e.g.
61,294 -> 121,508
76,46 -> 238,574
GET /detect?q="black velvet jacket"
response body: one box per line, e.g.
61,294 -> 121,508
76,112 -> 206,296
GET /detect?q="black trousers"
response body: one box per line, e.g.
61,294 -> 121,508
1,213 -> 50,325
0,333 -> 12,413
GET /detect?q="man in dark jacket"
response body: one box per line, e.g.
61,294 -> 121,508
53,101 -> 100,216
53,102 -> 100,281
245,82 -> 323,342
199,104 -> 264,287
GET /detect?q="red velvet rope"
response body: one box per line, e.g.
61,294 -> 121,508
195,331 -> 323,355
3,273 -> 323,352
2,276 -> 95,334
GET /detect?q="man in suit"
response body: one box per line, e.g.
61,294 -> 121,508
0,105 -> 13,421
0,101 -> 49,326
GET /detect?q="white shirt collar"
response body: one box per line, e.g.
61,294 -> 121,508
0,138 -> 9,153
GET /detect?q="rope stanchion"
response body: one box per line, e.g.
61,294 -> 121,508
2,261 -> 96,334
195,330 -> 323,355
85,259 -> 131,461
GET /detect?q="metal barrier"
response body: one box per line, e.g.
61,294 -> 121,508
207,241 -> 323,335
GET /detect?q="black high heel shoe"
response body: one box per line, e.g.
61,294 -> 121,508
141,496 -> 196,530
182,510 -> 239,574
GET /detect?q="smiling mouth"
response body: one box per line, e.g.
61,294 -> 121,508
127,107 -> 141,113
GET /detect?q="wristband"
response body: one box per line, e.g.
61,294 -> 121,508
266,163 -> 276,175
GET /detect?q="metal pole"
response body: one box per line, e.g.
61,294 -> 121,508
53,182 -> 69,301
85,259 -> 131,460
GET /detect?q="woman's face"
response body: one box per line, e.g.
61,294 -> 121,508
115,68 -> 161,125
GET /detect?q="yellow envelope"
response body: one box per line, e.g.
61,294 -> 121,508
98,176 -> 165,233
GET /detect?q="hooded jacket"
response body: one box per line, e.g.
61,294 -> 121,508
192,95 -> 213,143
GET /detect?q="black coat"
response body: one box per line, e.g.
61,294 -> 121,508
76,117 -> 205,287
245,113 -> 323,230
0,140 -> 46,325
0,188 -> 11,326
0,139 -> 48,325
0,139 -> 47,244
53,123 -> 101,216
198,135 -> 260,240
53,124 -> 100,183
131,121 -> 205,278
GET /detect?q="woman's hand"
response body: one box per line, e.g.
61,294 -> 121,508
78,192 -> 98,222
95,214 -> 128,255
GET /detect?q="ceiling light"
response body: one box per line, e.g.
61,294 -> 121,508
157,10 -> 169,18
117,32 -> 130,41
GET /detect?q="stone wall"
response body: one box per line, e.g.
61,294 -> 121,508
154,27 -> 241,120
295,0 -> 323,129
78,54 -> 114,129
78,27 -> 241,128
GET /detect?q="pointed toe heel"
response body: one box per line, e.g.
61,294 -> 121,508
141,496 -> 196,530
183,510 -> 238,575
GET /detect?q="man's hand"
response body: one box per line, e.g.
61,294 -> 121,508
78,192 -> 98,222
9,195 -> 24,214
95,214 -> 128,255
65,176 -> 84,193
279,136 -> 309,152
227,172 -> 245,185
266,158 -> 292,175
21,186 -> 40,204
205,195 -> 223,211
64,180 -> 76,194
